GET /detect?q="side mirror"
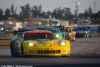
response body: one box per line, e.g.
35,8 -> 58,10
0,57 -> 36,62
55,34 -> 63,40
57,36 -> 62,40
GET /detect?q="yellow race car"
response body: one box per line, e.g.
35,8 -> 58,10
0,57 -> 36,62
10,30 -> 71,57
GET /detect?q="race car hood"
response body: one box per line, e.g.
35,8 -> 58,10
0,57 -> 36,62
24,39 -> 57,44
23,39 -> 65,46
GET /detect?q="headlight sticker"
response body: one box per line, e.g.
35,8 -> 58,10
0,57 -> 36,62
58,40 -> 66,46
56,34 -> 59,37
29,43 -> 33,46
61,42 -> 66,46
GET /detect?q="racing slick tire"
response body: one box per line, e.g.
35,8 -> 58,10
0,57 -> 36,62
21,45 -> 27,58
10,42 -> 17,57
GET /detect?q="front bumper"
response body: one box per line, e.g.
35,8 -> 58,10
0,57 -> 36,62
23,47 -> 70,56
76,33 -> 84,37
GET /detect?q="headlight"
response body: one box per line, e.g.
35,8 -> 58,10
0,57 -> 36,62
61,42 -> 66,46
29,43 -> 33,46
85,31 -> 87,33
56,34 -> 59,37
1,28 -> 4,30
68,33 -> 71,35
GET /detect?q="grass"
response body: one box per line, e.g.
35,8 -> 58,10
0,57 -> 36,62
0,36 -> 12,46
0,40 -> 11,46
0,36 -> 12,40
0,36 -> 12,48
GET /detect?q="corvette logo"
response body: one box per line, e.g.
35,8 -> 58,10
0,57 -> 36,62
45,48 -> 53,50
37,40 -> 52,47
46,44 -> 51,47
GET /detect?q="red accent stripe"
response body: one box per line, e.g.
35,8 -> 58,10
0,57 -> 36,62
25,30 -> 53,34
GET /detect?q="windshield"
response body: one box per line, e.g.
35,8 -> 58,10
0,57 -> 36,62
37,28 -> 45,30
24,33 -> 57,40
18,32 -> 23,36
65,28 -> 71,32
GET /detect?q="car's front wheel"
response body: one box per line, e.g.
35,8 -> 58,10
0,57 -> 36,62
10,42 -> 17,57
21,45 -> 27,58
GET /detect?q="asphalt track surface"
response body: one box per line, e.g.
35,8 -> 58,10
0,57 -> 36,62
0,34 -> 100,67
